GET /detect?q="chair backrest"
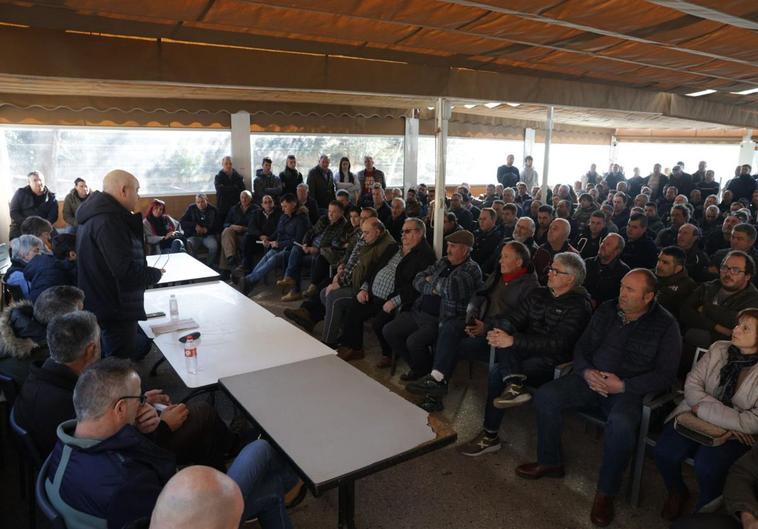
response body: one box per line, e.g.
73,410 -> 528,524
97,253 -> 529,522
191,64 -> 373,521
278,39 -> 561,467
36,454 -> 67,529
10,404 -> 43,469
0,243 -> 10,274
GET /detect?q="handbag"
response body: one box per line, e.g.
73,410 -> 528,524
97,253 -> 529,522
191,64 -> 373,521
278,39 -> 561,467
674,411 -> 731,447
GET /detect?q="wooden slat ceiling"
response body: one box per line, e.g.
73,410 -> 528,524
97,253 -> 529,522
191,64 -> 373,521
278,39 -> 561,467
0,0 -> 755,100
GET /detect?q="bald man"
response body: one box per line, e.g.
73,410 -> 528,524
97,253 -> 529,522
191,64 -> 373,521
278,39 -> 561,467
76,170 -> 163,359
532,217 -> 579,285
150,466 -> 244,529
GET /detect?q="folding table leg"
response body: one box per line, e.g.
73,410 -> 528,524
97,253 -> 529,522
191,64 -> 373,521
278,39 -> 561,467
338,480 -> 356,529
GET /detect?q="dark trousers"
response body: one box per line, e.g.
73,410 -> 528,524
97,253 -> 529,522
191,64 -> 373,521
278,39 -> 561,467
340,297 -> 395,354
483,347 -> 556,433
310,254 -> 333,287
100,320 -> 152,361
671,514 -> 740,529
242,234 -> 266,271
432,318 -> 492,378
654,421 -> 749,509
534,373 -> 643,496
382,310 -> 439,374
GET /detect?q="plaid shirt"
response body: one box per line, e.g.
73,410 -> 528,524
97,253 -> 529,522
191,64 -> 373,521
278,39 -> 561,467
339,237 -> 366,287
362,248 -> 403,305
412,257 -> 483,321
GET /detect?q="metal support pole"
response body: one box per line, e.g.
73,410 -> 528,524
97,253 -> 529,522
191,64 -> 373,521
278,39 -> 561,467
403,113 -> 419,193
541,106 -> 554,200
433,98 -> 450,259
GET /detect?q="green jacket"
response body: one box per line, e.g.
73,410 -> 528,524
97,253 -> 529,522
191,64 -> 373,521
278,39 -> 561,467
63,188 -> 87,227
351,230 -> 395,291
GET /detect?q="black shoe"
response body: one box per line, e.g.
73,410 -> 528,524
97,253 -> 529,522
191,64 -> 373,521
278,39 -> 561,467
406,374 -> 448,397
283,308 -> 315,333
236,275 -> 252,295
419,395 -> 444,412
400,370 -> 424,382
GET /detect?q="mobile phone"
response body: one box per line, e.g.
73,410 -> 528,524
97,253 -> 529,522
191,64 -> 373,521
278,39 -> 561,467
153,403 -> 168,412
146,311 -> 166,319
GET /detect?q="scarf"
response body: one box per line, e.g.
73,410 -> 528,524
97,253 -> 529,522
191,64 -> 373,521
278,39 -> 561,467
502,267 -> 528,284
717,344 -> 758,406
147,214 -> 169,237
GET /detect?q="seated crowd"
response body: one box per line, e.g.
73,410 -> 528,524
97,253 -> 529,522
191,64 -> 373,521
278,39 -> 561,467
3,156 -> 758,529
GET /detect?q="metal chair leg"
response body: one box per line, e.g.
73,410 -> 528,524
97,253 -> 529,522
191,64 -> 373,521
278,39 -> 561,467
630,405 -> 651,506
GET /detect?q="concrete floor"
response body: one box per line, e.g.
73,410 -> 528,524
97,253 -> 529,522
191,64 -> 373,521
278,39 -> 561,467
0,281 -> 696,529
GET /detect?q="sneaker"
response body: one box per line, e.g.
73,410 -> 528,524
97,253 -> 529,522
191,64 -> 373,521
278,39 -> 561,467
285,479 -> 307,509
303,284 -> 318,298
281,290 -> 303,302
406,374 -> 448,397
283,308 -> 315,333
458,430 -> 502,457
493,377 -> 532,409
419,395 -> 444,412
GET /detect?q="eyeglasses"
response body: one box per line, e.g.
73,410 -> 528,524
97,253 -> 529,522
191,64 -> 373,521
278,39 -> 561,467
115,394 -> 148,407
720,265 -> 746,275
547,266 -> 571,276
401,229 -> 418,234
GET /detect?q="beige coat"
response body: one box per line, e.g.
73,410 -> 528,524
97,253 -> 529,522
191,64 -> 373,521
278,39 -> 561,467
668,340 -> 758,434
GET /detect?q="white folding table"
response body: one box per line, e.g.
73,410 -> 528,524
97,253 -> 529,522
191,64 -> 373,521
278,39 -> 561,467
140,280 -> 335,388
146,252 -> 219,287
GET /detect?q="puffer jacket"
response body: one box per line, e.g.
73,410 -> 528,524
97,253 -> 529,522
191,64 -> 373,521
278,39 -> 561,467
63,188 -> 87,227
413,256 -> 483,321
76,191 -> 162,322
23,253 -> 77,302
680,280 -> 758,343
668,340 -> 758,433
493,286 -> 592,361
9,185 -> 58,239
573,300 -> 681,396
273,210 -> 310,249
467,268 -> 539,328
0,300 -> 49,387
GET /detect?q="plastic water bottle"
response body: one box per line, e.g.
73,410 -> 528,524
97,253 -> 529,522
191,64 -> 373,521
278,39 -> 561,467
169,295 -> 179,320
184,336 -> 198,374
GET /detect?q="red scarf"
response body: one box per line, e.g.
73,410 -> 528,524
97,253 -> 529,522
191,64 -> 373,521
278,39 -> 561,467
502,267 -> 528,284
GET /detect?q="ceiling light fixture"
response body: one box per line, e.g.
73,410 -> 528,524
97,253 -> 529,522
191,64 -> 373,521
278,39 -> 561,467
685,89 -> 717,97
484,103 -> 500,109
506,102 -> 521,107
463,104 -> 476,109
730,87 -> 758,96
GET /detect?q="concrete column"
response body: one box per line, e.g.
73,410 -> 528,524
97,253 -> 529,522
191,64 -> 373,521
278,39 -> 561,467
403,114 -> 419,191
433,98 -> 451,258
231,111 -> 252,190
739,129 -> 755,166
523,128 -> 535,160
541,106 -> 553,199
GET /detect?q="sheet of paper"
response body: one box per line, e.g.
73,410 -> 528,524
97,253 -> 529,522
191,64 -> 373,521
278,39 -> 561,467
150,318 -> 199,335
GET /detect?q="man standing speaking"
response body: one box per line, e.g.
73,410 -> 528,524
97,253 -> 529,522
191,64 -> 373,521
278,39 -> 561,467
76,170 -> 163,359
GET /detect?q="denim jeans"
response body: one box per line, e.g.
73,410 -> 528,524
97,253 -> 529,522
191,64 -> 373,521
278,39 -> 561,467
245,248 -> 290,289
533,373 -> 642,496
654,421 -> 749,509
284,246 -> 315,292
226,440 -> 299,529
187,235 -> 219,266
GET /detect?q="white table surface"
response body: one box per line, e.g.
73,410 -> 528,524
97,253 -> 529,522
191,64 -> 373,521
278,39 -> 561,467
139,281 -> 336,388
146,252 -> 219,286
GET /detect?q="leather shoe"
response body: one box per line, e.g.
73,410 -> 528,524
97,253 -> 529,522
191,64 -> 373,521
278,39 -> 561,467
660,488 -> 690,521
590,492 -> 614,527
400,370 -> 424,382
376,356 -> 392,368
515,462 -> 565,480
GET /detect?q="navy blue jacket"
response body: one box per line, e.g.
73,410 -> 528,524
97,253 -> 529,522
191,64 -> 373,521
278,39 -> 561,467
274,210 -> 310,249
573,300 -> 681,395
47,421 -> 175,529
23,253 -> 77,302
76,191 -> 162,323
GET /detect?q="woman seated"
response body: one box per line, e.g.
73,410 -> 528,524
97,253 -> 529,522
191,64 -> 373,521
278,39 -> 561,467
4,234 -> 44,299
655,308 -> 758,521
143,199 -> 185,255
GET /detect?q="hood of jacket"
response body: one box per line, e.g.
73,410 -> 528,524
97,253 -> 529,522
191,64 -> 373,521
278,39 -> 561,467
0,300 -> 45,359
76,190 -> 132,224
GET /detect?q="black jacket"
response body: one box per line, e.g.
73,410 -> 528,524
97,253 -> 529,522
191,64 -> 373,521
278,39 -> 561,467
494,286 -> 592,362
680,280 -> 758,342
575,228 -> 607,260
9,185 -> 58,240
306,166 -> 336,209
0,300 -> 49,387
583,256 -> 630,307
683,245 -> 712,283
621,234 -> 658,270
727,174 -> 757,202
279,167 -> 303,196
300,197 -> 321,227
472,226 -> 503,270
213,169 -> 245,219
247,208 -> 282,241
223,203 -> 255,229
180,203 -> 220,236
14,358 -> 77,456
76,191 -> 162,322
467,269 -> 539,329
496,165 -> 520,188
364,240 -> 436,310
656,269 -> 697,320
573,300 -> 681,396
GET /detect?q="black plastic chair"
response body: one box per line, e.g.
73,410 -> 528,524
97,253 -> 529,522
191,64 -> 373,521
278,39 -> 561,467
36,454 -> 67,529
0,372 -> 19,470
10,405 -> 43,528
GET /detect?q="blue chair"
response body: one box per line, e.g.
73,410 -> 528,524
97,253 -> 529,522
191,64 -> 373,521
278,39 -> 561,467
10,405 -> 43,528
35,454 -> 66,529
